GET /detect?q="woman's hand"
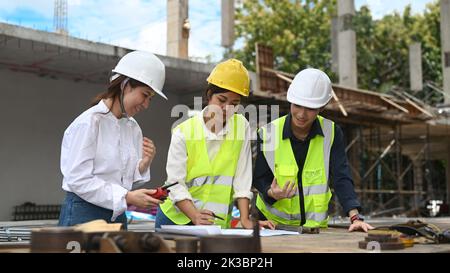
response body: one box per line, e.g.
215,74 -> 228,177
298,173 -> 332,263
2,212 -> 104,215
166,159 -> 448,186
268,178 -> 297,201
259,220 -> 276,230
192,209 -> 215,225
126,189 -> 162,209
139,137 -> 156,174
241,218 -> 276,230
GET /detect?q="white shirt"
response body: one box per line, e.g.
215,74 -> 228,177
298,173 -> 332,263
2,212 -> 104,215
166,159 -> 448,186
166,109 -> 253,204
61,100 -> 150,221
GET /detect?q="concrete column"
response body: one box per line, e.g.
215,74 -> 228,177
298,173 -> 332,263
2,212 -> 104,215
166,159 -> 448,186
441,0 -> 450,104
337,0 -> 357,88
167,0 -> 189,59
331,17 -> 339,74
221,0 -> 235,48
409,43 -> 423,92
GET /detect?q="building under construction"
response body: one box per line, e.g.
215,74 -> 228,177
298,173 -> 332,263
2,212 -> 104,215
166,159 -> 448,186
1,0 -> 450,254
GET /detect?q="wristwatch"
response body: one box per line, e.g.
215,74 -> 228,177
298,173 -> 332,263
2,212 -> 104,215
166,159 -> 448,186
350,214 -> 365,224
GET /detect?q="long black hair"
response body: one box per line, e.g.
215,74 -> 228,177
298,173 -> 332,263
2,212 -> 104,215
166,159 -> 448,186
90,75 -> 148,114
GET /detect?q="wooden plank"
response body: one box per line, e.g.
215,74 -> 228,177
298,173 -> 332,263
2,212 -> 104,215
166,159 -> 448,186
404,98 -> 434,118
273,71 -> 293,84
331,89 -> 348,117
255,43 -> 278,93
262,67 -> 295,78
380,96 -> 410,113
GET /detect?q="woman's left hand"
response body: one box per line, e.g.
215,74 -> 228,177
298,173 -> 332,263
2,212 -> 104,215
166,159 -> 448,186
241,218 -> 276,230
140,137 -> 156,170
258,220 -> 276,230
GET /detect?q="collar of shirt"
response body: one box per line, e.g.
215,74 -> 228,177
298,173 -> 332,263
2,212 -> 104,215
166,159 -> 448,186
283,113 -> 323,141
198,107 -> 233,140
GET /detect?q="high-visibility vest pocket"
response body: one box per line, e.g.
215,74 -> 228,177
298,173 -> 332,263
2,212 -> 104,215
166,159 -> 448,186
275,164 -> 297,187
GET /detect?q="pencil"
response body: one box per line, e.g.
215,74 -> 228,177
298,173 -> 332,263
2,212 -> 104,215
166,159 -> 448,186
212,213 -> 225,221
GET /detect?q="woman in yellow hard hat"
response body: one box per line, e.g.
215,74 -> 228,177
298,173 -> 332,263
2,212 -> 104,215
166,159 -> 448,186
156,59 -> 274,229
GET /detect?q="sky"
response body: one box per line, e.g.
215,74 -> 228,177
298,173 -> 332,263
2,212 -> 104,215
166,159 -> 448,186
0,0 -> 436,63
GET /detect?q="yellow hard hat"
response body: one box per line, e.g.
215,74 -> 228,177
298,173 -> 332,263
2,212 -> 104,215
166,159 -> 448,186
206,59 -> 250,97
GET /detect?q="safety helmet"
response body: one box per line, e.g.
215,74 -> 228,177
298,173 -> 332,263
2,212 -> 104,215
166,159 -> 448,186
112,51 -> 167,100
207,59 -> 250,97
287,68 -> 332,109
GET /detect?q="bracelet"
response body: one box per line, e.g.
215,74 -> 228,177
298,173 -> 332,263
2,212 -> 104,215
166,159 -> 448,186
350,214 -> 360,224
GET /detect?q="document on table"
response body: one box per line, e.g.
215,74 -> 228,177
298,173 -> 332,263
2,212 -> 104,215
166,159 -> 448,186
158,225 -> 299,237
158,225 -> 222,236
222,229 -> 299,237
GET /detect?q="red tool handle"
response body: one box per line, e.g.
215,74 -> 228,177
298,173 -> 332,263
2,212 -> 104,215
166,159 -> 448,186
150,187 -> 169,200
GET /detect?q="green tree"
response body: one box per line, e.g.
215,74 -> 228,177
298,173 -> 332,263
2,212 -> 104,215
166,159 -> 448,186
232,0 -> 336,76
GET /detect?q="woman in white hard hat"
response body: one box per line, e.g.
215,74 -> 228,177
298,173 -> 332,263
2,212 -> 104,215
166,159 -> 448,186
253,68 -> 374,233
156,59 -> 274,230
58,51 -> 167,229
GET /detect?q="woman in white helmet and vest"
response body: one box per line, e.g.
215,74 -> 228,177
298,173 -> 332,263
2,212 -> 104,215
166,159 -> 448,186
156,59 -> 274,229
58,51 -> 167,229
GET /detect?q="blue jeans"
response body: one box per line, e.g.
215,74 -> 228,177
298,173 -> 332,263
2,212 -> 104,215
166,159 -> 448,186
58,192 -> 127,230
155,206 -> 193,229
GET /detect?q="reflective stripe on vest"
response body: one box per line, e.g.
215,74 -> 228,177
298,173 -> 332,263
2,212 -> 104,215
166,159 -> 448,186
190,176 -> 234,187
256,115 -> 335,227
258,193 -> 328,222
160,114 -> 245,228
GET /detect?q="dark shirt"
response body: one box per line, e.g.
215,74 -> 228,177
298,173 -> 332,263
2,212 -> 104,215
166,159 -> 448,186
253,113 -> 362,223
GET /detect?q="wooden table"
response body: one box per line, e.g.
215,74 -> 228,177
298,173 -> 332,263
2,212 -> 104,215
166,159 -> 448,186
260,228 -> 450,253
2,218 -> 450,253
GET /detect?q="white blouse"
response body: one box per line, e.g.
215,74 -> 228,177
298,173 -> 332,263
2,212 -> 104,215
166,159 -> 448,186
166,109 -> 253,204
60,100 -> 150,220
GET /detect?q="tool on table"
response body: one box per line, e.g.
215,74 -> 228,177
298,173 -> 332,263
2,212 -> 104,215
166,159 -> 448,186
150,182 -> 179,200
376,220 -> 450,244
358,230 -> 406,251
299,227 -> 320,234
276,224 -> 320,234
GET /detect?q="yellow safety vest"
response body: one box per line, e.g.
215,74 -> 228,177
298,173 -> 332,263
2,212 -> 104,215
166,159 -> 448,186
256,115 -> 335,228
160,114 -> 245,228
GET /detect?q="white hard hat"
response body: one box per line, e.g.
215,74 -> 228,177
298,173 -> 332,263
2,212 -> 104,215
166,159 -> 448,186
112,51 -> 167,100
287,68 -> 332,109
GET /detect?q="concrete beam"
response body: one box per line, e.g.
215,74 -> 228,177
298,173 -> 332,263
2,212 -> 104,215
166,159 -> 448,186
0,22 -> 128,57
441,0 -> 450,104
221,0 -> 235,48
167,0 -> 189,59
409,43 -> 423,91
337,0 -> 357,88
